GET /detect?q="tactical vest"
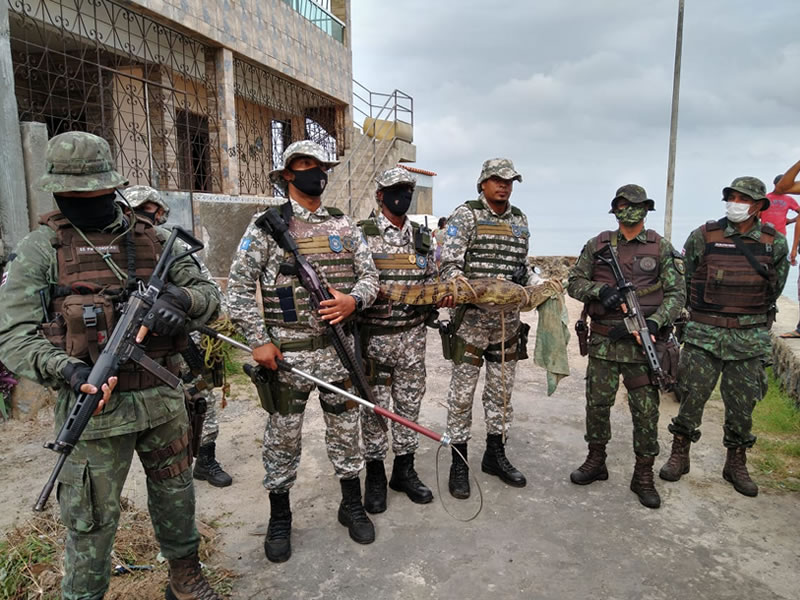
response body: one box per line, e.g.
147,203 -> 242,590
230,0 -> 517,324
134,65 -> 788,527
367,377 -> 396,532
38,211 -> 185,388
587,229 -> 664,320
262,206 -> 357,332
689,219 -> 776,315
358,217 -> 431,329
462,200 -> 529,280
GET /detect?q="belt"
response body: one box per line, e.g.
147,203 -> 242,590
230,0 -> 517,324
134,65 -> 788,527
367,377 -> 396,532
278,335 -> 332,352
361,321 -> 423,337
116,358 -> 181,391
689,312 -> 764,329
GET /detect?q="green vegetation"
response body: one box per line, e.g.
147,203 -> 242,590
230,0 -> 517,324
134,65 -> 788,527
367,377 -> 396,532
750,369 -> 800,492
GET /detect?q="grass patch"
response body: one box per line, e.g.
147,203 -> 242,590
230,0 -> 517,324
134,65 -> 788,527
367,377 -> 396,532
750,369 -> 800,492
0,498 -> 235,600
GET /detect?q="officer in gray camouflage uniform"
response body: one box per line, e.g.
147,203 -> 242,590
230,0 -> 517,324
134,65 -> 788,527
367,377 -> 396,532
357,167 -> 437,514
227,140 -> 380,562
0,132 -> 222,600
439,158 -> 540,499
126,185 -> 233,488
567,185 -> 685,509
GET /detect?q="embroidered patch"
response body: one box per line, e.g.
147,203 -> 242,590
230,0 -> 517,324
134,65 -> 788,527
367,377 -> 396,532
239,238 -> 252,251
77,245 -> 119,254
511,224 -> 521,238
341,236 -> 355,252
416,254 -> 427,269
329,234 -> 343,253
674,258 -> 685,274
639,256 -> 658,272
713,242 -> 736,248
447,224 -> 458,236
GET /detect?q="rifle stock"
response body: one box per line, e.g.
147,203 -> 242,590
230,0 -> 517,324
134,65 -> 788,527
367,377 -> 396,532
34,227 -> 204,511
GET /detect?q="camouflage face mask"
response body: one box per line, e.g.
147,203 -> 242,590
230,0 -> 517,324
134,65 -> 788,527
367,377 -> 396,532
614,205 -> 648,226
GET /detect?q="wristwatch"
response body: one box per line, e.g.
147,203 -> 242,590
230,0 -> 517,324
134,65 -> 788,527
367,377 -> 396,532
351,294 -> 364,312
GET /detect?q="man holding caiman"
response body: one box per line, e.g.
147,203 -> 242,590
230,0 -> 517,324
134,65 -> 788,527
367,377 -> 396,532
568,184 -> 685,509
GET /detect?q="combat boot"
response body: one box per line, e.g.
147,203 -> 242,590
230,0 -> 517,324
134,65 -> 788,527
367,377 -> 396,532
569,442 -> 609,485
363,459 -> 388,514
630,455 -> 661,509
448,443 -> 470,499
389,453 -> 433,504
193,442 -> 233,488
165,552 -> 221,600
659,434 -> 691,482
723,447 -> 759,497
264,491 -> 292,563
338,477 -> 375,544
481,434 -> 527,487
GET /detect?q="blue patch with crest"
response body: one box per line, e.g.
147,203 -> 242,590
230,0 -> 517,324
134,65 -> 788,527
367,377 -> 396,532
416,254 -> 427,269
447,224 -> 458,236
329,234 -> 343,253
239,238 -> 252,251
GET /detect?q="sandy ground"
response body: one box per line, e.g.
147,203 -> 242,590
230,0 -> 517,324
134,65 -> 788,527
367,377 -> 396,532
2,296 -> 799,599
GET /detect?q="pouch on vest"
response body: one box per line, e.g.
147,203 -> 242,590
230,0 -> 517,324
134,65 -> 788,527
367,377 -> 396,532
60,294 -> 117,362
654,335 -> 680,392
41,313 -> 68,351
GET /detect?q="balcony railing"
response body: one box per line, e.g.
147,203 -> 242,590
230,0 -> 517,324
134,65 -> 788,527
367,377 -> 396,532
282,0 -> 345,43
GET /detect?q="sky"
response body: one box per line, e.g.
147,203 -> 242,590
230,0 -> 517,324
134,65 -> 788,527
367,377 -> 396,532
350,0 -> 800,267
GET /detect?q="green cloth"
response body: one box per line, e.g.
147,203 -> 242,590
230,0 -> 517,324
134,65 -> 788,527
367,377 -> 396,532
534,295 -> 570,396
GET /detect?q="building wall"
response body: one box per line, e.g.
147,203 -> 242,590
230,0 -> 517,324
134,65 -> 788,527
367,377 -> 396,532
129,0 -> 352,105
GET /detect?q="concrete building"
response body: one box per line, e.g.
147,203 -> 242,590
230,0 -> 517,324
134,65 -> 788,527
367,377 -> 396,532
0,0 -> 417,278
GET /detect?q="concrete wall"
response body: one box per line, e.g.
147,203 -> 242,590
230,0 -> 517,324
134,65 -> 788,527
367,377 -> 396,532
130,0 -> 353,105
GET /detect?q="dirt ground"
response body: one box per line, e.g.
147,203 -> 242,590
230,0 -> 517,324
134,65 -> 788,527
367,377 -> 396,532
2,296 -> 799,599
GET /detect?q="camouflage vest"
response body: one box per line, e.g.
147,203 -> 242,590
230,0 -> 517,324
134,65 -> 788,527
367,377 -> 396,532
38,211 -> 185,386
462,200 -> 529,280
262,207 -> 357,330
689,219 -> 776,315
588,229 -> 664,320
358,217 -> 431,329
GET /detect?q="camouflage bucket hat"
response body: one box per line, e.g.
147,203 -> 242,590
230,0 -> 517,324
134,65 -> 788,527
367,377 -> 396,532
268,140 -> 340,191
376,167 -> 417,191
38,132 -> 128,193
722,176 -> 769,210
476,158 -> 522,194
123,185 -> 170,217
609,183 -> 655,213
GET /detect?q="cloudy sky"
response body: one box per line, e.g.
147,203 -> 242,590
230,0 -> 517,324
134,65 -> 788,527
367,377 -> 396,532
351,0 -> 800,262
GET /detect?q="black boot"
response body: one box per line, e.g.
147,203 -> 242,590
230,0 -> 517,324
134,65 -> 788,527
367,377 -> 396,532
481,434 -> 527,487
659,434 -> 691,482
193,442 -> 233,488
570,442 -> 608,485
364,459 -> 388,514
723,447 -> 759,497
264,491 -> 292,563
337,477 -> 375,544
630,455 -> 661,509
448,443 -> 470,499
389,453 -> 433,504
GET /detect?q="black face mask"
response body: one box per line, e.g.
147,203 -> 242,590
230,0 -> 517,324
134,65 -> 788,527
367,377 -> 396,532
383,187 -> 414,216
288,166 -> 328,197
134,209 -> 159,225
54,192 -> 119,230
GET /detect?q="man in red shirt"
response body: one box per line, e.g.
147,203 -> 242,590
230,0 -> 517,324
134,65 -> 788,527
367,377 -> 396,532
773,162 -> 800,338
761,174 -> 800,236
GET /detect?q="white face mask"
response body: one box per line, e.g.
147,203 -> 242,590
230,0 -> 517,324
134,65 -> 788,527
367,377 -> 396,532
725,201 -> 753,223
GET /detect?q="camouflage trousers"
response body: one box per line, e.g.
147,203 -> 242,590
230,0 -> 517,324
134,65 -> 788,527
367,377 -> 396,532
262,345 -> 363,493
669,343 -> 767,448
199,386 -> 220,447
446,308 -> 520,443
361,322 -> 427,460
57,414 -> 198,600
584,356 -> 660,456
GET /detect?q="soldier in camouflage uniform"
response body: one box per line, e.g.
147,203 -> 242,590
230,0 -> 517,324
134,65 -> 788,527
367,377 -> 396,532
126,185 -> 233,488
357,167 -> 437,514
439,158 -> 540,499
0,132 -> 222,600
660,177 -> 789,497
567,185 -> 685,509
226,141 -> 380,562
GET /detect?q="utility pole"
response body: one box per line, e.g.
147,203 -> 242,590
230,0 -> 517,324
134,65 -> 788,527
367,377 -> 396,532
664,0 -> 685,242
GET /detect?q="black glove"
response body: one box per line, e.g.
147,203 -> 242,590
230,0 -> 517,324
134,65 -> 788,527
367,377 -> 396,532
142,284 -> 191,337
646,319 -> 660,337
598,284 -> 624,310
62,362 -> 92,395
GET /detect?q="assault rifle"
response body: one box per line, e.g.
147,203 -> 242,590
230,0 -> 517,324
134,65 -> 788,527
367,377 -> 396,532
255,206 -> 387,431
33,227 -> 205,511
594,243 -> 670,391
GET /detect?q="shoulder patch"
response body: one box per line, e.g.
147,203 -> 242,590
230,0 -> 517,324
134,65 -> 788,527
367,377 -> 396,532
239,238 -> 252,251
672,251 -> 685,274
447,224 -> 458,236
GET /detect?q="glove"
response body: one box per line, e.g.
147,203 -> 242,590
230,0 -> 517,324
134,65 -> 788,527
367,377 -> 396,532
646,319 -> 660,337
598,284 -> 623,310
142,284 -> 191,337
62,362 -> 92,395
